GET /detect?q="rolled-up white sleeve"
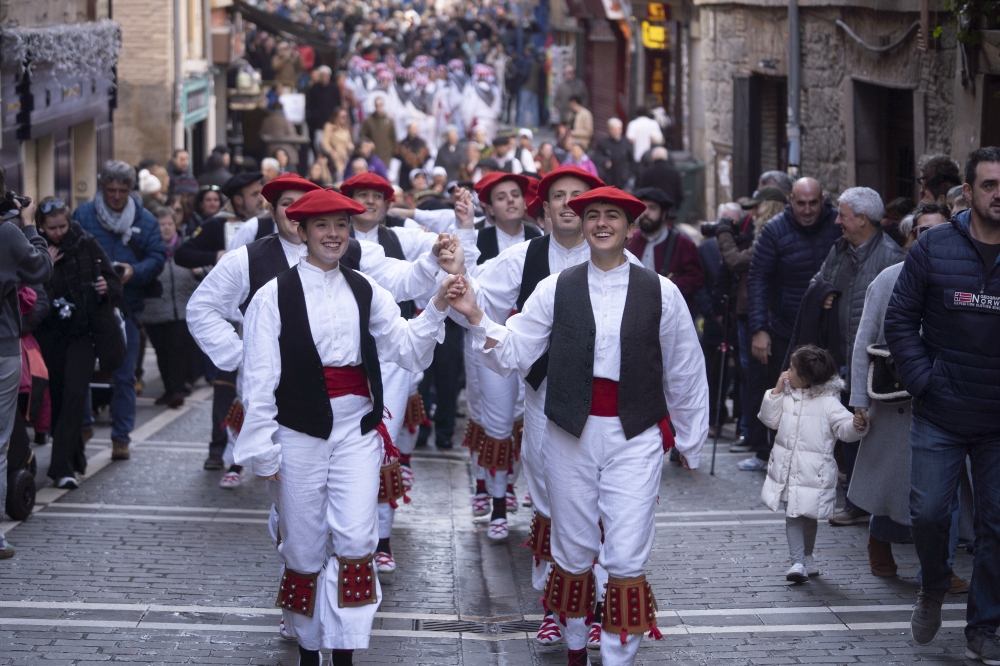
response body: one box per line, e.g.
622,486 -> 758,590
413,208 -> 458,233
358,239 -> 440,301
658,276 -> 710,468
468,275 -> 556,379
367,276 -> 447,373
234,281 -> 282,476
185,247 -> 250,372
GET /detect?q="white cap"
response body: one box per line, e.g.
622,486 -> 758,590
517,128 -> 533,140
138,169 -> 161,195
432,166 -> 448,178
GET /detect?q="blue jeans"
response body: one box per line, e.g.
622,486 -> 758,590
517,89 -> 538,129
736,317 -> 751,438
909,416 -> 1000,639
111,316 -> 141,443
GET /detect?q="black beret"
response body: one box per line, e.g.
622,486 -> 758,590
632,186 -> 675,210
221,171 -> 263,198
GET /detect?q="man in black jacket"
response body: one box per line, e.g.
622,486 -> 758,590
305,66 -> 341,149
595,118 -> 632,189
885,148 -> 1000,661
741,177 -> 841,471
0,185 -> 53,559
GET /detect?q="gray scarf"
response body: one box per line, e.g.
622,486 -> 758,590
94,192 -> 137,244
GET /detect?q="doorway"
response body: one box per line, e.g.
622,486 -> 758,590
732,74 -> 787,199
853,81 -> 914,201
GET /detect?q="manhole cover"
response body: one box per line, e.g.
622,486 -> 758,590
414,620 -> 485,633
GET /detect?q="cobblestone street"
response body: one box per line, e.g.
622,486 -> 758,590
0,357 -> 977,665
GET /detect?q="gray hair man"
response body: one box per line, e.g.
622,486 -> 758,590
73,160 -> 166,461
815,186 -> 904,525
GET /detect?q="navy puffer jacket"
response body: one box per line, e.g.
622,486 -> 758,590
884,209 -> 1000,439
747,202 -> 841,339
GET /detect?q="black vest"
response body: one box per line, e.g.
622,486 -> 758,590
253,214 -> 275,241
476,224 -> 542,265
242,234 -> 290,315
241,234 -> 364,314
274,265 -> 384,439
544,262 -> 667,440
517,235 -> 552,391
350,225 -> 415,319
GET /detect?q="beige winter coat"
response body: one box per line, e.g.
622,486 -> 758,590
758,377 -> 865,520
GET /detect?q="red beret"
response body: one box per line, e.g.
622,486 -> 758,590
285,188 -> 367,221
260,173 -> 321,205
473,172 -> 530,204
567,186 -> 647,221
340,173 -> 395,203
524,178 -> 542,218
536,166 -> 605,204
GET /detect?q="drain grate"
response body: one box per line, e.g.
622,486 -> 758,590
412,619 -> 537,634
414,620 -> 485,633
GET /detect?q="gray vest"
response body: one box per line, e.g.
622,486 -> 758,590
544,262 -> 668,440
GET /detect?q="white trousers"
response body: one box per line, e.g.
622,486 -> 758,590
276,394 -> 383,651
545,415 -> 662,666
377,362 -> 421,540
466,348 -> 521,498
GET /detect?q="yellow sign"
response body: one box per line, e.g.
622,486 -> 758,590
647,3 -> 668,21
642,20 -> 670,50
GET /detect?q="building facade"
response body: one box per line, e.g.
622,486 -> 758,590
690,0 -> 963,210
0,0 -> 118,208
113,0 -> 217,172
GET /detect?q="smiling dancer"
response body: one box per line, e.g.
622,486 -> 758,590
339,172 -> 479,573
465,166 -> 608,646
236,188 -> 464,666
462,171 -> 540,539
449,186 -> 709,666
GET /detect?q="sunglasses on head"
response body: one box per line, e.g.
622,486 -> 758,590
40,199 -> 66,214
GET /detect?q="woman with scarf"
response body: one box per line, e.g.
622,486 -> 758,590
141,207 -> 202,408
34,197 -> 124,489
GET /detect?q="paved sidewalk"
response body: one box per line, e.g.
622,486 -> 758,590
0,359 -> 978,664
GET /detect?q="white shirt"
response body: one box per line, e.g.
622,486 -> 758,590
229,216 -> 261,251
468,258 -> 709,467
236,258 -> 448,475
626,116 -> 664,163
186,237 -> 441,372
639,226 -> 670,272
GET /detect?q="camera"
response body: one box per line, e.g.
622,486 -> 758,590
53,297 -> 76,320
0,191 -> 30,220
700,218 -> 735,238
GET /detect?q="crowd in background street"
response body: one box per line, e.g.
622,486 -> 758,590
1,0 -> 999,660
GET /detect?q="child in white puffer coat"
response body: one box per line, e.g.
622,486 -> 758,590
758,345 -> 867,583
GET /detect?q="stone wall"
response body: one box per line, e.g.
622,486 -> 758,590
695,2 -> 956,201
0,0 -> 90,28
112,0 -> 175,166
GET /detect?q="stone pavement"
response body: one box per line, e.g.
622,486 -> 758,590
0,355 -> 980,665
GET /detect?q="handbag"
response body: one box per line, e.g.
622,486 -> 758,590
89,302 -> 127,373
866,344 -> 910,403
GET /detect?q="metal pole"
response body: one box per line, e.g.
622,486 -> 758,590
786,0 -> 800,177
709,293 -> 731,476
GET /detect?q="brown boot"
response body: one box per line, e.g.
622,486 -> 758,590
111,439 -> 131,461
868,534 -> 897,577
949,574 -> 970,595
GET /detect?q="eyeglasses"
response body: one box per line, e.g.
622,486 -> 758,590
39,199 -> 66,214
913,224 -> 934,237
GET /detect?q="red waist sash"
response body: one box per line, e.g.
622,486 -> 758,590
590,378 -> 675,450
324,366 -> 369,399
323,365 -> 401,463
